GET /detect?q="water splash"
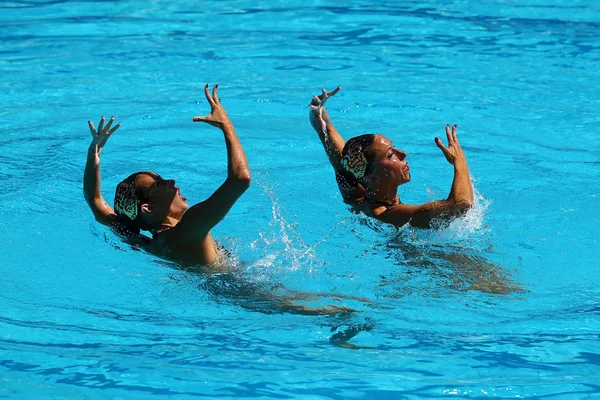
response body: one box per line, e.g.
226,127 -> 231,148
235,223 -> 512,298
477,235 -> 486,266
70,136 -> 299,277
247,179 -> 323,280
427,183 -> 492,246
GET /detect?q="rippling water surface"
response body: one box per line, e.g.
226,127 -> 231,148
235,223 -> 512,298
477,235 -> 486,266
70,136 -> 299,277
1,0 -> 599,398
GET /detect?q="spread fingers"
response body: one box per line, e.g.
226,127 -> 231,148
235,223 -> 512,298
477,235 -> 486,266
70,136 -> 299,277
452,124 -> 458,143
435,137 -> 447,152
107,122 -> 121,135
212,84 -> 219,103
445,124 -> 454,145
88,121 -> 96,136
204,84 -> 216,107
104,116 -> 115,131
327,86 -> 341,97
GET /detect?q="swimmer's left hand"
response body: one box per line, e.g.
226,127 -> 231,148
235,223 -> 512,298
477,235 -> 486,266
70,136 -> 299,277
309,86 -> 341,111
88,116 -> 121,165
309,86 -> 341,133
193,84 -> 232,129
435,124 -> 467,166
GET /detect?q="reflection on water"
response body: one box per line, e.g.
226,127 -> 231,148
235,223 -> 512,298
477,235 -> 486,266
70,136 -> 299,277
352,189 -> 524,297
164,257 -> 376,348
385,239 -> 523,295
155,257 -> 365,318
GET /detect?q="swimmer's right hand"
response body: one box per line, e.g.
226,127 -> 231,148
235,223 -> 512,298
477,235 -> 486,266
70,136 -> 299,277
192,84 -> 232,129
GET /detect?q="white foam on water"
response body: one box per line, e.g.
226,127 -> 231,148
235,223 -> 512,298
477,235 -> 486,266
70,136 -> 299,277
246,180 -> 322,280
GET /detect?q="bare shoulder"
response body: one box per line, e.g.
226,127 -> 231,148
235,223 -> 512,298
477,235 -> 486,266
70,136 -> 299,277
371,203 -> 424,228
346,197 -> 386,218
151,226 -> 218,265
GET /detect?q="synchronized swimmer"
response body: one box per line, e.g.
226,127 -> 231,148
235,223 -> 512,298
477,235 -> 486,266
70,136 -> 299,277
309,86 -> 473,228
84,85 -> 250,266
84,84 -> 474,266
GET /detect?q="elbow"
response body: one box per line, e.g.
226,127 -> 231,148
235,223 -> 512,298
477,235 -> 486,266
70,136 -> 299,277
239,168 -> 251,189
454,199 -> 473,213
444,197 -> 472,215
84,191 -> 96,209
461,193 -> 474,209
231,169 -> 251,191
83,183 -> 91,203
239,174 -> 251,190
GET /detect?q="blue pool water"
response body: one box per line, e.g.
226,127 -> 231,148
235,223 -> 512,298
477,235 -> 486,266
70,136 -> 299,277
1,0 -> 599,398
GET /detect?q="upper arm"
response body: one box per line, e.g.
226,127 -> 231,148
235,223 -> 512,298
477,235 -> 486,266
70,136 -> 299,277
310,108 -> 346,171
86,196 -> 116,227
374,201 -> 448,229
172,178 -> 250,244
339,182 -> 366,205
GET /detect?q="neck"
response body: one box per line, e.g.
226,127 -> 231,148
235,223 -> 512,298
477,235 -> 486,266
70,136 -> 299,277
365,186 -> 399,206
150,216 -> 180,235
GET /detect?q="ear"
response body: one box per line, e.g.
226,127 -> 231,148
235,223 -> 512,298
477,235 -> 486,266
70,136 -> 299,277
140,203 -> 153,214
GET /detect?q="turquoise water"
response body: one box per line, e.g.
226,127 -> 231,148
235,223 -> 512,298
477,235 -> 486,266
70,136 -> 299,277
1,0 -> 599,398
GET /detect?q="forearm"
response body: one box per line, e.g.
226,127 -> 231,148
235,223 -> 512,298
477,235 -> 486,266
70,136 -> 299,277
83,147 -> 103,204
410,200 -> 471,228
447,160 -> 473,205
83,147 -> 113,224
221,123 -> 251,185
309,107 -> 345,168
379,199 -> 470,229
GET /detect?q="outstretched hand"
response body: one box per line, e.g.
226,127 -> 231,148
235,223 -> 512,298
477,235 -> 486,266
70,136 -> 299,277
309,86 -> 341,133
88,116 -> 120,164
435,124 -> 467,165
193,84 -> 232,128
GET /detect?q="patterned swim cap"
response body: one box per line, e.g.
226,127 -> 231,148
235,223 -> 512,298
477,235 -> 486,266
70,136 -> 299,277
114,175 -> 140,221
340,134 -> 376,180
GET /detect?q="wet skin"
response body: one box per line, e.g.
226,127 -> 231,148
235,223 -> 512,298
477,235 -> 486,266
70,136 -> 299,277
366,135 -> 411,188
135,172 -> 189,224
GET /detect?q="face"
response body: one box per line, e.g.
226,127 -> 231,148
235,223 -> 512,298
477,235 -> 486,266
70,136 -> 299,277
366,135 -> 410,187
136,172 -> 189,221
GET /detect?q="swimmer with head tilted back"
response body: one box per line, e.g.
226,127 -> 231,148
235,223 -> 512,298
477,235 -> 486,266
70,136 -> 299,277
309,86 -> 473,228
84,85 -> 251,265
83,85 -> 369,319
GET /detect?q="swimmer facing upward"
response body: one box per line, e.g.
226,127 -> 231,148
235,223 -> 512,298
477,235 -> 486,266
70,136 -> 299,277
309,86 -> 473,228
84,85 -> 251,265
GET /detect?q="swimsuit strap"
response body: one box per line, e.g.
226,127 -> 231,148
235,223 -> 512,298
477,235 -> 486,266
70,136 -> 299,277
153,224 -> 174,237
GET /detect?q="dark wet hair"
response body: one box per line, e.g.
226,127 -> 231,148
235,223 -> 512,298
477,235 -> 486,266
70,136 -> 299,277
112,171 -> 158,237
336,134 -> 377,191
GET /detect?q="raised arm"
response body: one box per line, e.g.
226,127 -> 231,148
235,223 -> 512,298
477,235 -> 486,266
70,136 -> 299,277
375,124 -> 474,228
437,124 -> 473,206
83,116 -> 121,226
174,85 -> 251,242
309,86 -> 365,201
309,86 -> 344,169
